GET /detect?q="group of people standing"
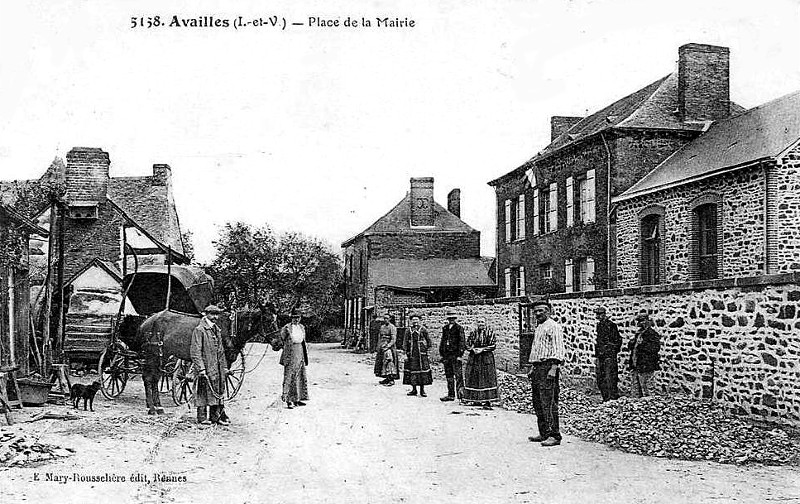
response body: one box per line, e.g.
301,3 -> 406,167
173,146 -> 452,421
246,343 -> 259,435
525,299 -> 662,448
373,310 -> 501,408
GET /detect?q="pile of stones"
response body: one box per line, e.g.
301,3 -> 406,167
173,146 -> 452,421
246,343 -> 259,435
497,371 -> 800,466
0,431 -> 73,466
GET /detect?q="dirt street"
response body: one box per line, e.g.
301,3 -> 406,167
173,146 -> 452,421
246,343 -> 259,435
2,343 -> 799,504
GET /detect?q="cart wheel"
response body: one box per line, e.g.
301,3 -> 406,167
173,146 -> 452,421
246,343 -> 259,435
160,355 -> 177,393
172,359 -> 195,406
225,349 -> 246,400
98,347 -> 128,399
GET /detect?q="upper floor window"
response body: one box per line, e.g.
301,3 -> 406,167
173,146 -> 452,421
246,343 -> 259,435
578,169 -> 596,223
695,203 -> 719,280
359,251 -> 364,282
504,194 -> 526,243
543,183 -> 558,233
539,263 -> 553,280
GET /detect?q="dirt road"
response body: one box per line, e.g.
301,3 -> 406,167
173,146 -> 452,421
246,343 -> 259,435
2,343 -> 799,504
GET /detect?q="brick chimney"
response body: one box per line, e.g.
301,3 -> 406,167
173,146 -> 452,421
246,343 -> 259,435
678,43 -> 730,122
447,188 -> 461,218
152,164 -> 172,187
65,147 -> 110,203
410,177 -> 434,227
550,116 -> 583,141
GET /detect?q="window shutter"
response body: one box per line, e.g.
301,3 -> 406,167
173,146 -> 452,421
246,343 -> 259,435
586,258 -> 595,291
504,199 -> 511,243
586,169 -> 596,223
533,189 -> 540,235
504,268 -> 512,297
565,259 -> 574,293
519,266 -> 526,296
566,177 -> 574,227
549,182 -> 558,231
518,194 -> 526,240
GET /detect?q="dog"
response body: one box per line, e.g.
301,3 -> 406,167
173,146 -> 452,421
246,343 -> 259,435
70,380 -> 102,411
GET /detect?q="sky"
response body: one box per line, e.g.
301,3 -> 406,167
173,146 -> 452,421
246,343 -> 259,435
2,0 -> 799,263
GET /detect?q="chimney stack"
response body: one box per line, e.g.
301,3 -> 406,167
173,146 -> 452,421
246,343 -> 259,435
678,43 -> 730,122
65,147 -> 110,203
410,177 -> 434,227
153,164 -> 172,187
447,188 -> 461,218
550,116 -> 583,141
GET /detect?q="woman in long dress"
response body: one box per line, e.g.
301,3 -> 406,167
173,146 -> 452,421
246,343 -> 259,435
402,314 -> 433,396
276,309 -> 309,409
463,319 -> 500,408
374,314 -> 400,386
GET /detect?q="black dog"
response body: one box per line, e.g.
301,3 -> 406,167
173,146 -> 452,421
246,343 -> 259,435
70,381 -> 101,411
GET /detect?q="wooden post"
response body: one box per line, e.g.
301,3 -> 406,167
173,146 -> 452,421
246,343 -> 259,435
41,203 -> 55,377
55,201 -> 65,363
166,246 -> 172,311
7,271 -> 14,366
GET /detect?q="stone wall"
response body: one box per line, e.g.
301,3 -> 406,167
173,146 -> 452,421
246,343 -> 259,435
616,164 -> 766,288
62,201 -> 125,281
390,274 -> 800,426
776,144 -> 800,272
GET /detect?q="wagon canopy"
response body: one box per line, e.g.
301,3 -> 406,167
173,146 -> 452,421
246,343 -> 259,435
121,265 -> 214,316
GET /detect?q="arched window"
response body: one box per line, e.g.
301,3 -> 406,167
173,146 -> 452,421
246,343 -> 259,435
638,205 -> 665,286
690,193 -> 722,281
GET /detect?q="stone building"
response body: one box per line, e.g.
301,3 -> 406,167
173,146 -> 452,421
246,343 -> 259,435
488,43 -> 744,297
341,177 -> 495,345
0,146 -> 188,362
613,90 -> 800,286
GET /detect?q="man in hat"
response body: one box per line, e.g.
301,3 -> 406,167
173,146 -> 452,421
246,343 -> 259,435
275,308 -> 309,409
439,309 -> 466,402
526,299 -> 565,447
190,304 -> 230,425
628,308 -> 661,397
594,306 -> 621,401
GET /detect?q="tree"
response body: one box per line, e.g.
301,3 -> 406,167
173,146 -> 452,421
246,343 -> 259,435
207,223 -> 342,325
274,232 -> 342,318
208,222 -> 278,309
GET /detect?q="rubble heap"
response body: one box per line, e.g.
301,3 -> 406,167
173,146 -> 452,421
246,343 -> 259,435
0,431 -> 74,467
498,371 -> 800,466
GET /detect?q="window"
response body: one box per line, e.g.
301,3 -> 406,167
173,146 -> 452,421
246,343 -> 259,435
504,266 -> 525,297
578,169 -> 596,223
695,203 -> 719,280
641,214 -> 662,285
565,259 -> 574,293
515,266 -> 526,297
566,177 -> 574,227
67,203 -> 99,220
539,263 -> 553,280
504,195 -> 526,242
544,183 -> 558,233
533,188 -> 540,235
577,257 -> 595,292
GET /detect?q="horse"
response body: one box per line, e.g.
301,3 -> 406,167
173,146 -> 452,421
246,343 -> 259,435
136,306 -> 278,413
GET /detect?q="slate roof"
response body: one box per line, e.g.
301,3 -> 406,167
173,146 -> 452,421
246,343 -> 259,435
0,157 -> 185,256
342,192 -> 476,247
109,177 -> 185,255
370,258 -> 495,289
617,89 -> 800,202
488,72 -> 746,186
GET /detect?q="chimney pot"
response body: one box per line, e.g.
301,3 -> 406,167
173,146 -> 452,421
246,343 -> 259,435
410,177 -> 434,227
153,164 -> 172,186
447,189 -> 461,218
678,43 -> 730,122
